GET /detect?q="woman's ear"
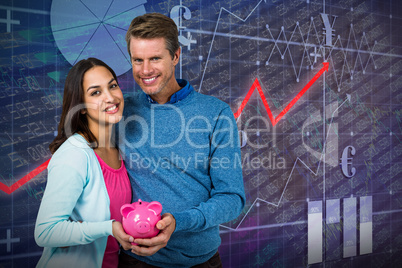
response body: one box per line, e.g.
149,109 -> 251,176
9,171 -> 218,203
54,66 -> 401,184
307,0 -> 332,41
80,109 -> 87,115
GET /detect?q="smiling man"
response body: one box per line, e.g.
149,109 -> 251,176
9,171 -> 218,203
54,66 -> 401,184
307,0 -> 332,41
129,36 -> 180,104
118,13 -> 246,268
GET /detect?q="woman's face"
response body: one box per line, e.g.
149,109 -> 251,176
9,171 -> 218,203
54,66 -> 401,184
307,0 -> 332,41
81,66 -> 124,128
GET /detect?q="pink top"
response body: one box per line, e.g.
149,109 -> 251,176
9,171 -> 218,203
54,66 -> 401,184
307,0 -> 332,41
95,152 -> 132,268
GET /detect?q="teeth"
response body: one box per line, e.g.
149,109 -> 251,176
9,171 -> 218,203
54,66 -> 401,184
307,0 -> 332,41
105,105 -> 117,112
143,77 -> 156,82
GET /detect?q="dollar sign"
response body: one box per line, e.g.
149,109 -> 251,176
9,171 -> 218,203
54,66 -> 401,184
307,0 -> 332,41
340,145 -> 356,178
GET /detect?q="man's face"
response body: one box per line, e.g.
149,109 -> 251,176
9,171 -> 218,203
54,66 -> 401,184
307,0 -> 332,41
129,37 -> 180,103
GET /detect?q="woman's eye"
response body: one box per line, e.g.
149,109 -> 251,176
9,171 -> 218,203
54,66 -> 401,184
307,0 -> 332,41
110,84 -> 119,89
90,90 -> 100,96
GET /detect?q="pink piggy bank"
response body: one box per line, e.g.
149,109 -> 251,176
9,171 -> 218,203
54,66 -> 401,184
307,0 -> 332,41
120,199 -> 163,241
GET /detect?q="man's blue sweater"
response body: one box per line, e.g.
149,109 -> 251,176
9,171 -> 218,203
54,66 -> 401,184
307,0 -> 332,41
118,80 -> 245,267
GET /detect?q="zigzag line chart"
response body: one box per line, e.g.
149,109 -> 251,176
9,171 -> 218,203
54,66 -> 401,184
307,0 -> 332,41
220,95 -> 351,231
233,62 -> 329,125
198,0 -> 264,92
197,0 -> 385,93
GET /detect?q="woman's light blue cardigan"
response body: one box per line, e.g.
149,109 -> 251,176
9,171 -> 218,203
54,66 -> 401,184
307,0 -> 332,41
35,134 -> 114,267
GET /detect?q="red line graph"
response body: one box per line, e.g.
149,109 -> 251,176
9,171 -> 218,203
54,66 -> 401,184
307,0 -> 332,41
0,159 -> 50,195
0,62 -> 328,195
234,62 -> 329,126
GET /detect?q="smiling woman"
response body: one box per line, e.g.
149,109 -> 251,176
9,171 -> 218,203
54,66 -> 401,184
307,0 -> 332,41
34,58 -> 133,268
81,65 -> 124,143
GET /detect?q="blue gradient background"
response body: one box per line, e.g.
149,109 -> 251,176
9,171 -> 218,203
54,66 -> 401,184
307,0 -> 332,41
0,0 -> 401,267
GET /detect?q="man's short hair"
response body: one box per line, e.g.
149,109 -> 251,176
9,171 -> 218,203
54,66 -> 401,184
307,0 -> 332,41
126,13 -> 180,59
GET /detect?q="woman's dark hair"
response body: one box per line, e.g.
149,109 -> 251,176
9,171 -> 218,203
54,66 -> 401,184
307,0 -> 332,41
49,58 -> 118,154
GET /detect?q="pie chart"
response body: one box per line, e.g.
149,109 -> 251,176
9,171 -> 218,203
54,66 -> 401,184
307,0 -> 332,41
50,0 -> 147,76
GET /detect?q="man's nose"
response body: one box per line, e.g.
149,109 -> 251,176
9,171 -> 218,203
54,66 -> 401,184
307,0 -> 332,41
142,61 -> 152,75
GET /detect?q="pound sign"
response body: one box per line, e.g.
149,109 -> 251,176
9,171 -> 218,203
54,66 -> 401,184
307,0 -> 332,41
170,5 -> 197,50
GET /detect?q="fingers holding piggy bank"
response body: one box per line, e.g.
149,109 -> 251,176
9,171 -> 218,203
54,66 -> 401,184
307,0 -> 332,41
120,199 -> 163,244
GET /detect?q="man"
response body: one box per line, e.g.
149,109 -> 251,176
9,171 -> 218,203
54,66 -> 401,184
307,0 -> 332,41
118,13 -> 245,267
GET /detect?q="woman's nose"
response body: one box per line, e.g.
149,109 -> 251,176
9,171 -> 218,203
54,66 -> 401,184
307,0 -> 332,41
103,89 -> 115,102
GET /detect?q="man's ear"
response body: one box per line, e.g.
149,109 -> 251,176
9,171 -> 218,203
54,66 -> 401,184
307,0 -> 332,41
173,47 -> 181,66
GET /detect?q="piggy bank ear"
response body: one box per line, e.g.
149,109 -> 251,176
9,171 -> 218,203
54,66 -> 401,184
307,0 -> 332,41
147,201 -> 162,215
120,204 -> 135,218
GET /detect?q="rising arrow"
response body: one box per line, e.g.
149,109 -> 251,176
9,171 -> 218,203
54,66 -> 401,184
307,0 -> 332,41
234,62 -> 329,126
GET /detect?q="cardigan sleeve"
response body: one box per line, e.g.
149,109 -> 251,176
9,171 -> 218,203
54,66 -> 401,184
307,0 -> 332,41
34,145 -> 113,248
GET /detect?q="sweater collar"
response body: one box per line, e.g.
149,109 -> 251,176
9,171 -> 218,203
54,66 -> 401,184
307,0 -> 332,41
144,79 -> 193,104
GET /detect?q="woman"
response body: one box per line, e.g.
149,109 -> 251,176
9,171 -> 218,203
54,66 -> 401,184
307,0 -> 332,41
35,58 -> 133,267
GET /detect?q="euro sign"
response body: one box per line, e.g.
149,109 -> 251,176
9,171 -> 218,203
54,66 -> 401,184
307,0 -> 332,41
340,145 -> 356,178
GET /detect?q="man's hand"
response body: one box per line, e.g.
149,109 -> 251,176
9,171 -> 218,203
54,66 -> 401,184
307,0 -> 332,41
131,213 -> 176,256
112,221 -> 134,250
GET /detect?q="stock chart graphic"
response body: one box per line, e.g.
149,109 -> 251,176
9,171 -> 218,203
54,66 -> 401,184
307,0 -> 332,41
1,0 -> 401,267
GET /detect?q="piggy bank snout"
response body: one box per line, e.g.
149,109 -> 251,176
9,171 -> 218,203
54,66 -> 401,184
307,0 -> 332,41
136,221 -> 151,234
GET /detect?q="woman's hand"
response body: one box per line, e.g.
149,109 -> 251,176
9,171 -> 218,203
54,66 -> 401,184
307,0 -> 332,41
112,221 -> 134,250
